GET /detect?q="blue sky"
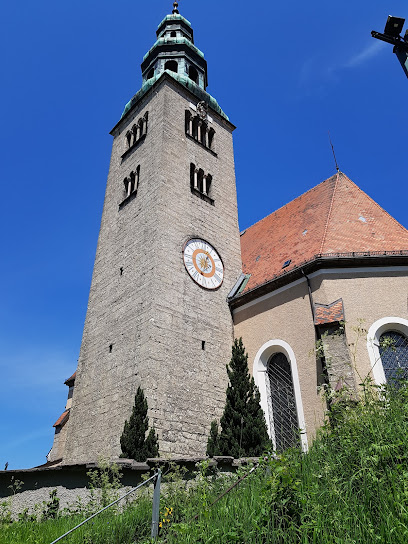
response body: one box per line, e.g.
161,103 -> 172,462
1,0 -> 407,469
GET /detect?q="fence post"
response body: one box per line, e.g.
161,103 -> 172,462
151,469 -> 161,539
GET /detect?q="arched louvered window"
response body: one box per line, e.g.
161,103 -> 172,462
379,331 -> 408,385
266,352 -> 299,452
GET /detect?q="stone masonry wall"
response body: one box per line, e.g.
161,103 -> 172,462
64,76 -> 242,464
0,457 -> 250,518
319,324 -> 357,393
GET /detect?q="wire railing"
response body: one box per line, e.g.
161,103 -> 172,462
49,460 -> 260,543
49,470 -> 161,544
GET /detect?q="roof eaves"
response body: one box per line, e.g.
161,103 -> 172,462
230,251 -> 408,310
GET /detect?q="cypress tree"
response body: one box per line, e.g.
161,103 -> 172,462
214,338 -> 270,458
120,386 -> 159,461
206,420 -> 220,457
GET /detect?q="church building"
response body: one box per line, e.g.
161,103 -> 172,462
48,3 -> 408,464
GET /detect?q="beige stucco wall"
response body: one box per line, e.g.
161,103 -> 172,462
233,266 -> 408,445
313,268 -> 408,385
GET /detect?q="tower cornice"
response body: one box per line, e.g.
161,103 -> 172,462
111,72 -> 235,136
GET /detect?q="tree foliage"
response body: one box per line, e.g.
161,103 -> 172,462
120,386 -> 159,461
208,338 -> 270,457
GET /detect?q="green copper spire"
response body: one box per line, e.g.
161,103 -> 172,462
120,1 -> 230,121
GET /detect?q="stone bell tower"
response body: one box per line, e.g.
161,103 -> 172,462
62,2 -> 242,464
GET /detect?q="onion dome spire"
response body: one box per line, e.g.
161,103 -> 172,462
172,1 -> 179,14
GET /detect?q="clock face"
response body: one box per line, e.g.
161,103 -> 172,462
183,238 -> 224,290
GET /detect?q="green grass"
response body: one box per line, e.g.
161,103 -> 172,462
2,380 -> 408,543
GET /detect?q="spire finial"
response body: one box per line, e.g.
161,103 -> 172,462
172,1 -> 179,14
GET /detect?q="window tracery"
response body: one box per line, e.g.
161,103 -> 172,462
266,352 -> 299,452
379,331 -> 408,385
253,340 -> 308,452
367,317 -> 408,386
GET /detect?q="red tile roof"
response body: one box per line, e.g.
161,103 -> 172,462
64,372 -> 76,386
241,172 -> 408,292
53,410 -> 69,428
314,299 -> 345,325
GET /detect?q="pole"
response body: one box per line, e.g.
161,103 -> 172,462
395,47 -> 408,78
49,473 -> 157,544
151,469 -> 162,538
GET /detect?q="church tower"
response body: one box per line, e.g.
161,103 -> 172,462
62,3 -> 242,463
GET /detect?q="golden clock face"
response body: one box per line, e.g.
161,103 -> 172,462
183,238 -> 224,290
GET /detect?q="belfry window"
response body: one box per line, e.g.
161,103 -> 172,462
185,110 -> 216,154
189,66 -> 199,84
208,128 -> 215,150
165,60 -> 178,73
266,352 -> 299,452
121,165 -> 140,209
124,112 -> 149,155
190,163 -> 214,205
379,331 -> 408,385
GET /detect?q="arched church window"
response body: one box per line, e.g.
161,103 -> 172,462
165,60 -> 178,73
143,111 -> 149,134
189,163 -> 214,205
190,163 -> 196,190
267,352 -> 299,452
123,176 -> 130,197
185,111 -> 192,135
204,174 -> 212,196
200,122 -> 208,145
192,116 -> 199,139
122,166 -> 140,203
132,124 -> 138,145
208,128 -> 215,150
138,118 -> 144,138
129,171 -> 136,195
197,169 -> 205,193
189,66 -> 199,84
123,113 -> 149,156
379,331 -> 408,385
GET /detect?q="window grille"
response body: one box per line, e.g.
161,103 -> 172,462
266,352 -> 299,452
379,331 -> 408,385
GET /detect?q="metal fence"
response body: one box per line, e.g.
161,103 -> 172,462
49,461 -> 259,543
50,469 -> 162,544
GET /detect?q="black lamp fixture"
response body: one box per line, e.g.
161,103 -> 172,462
372,15 -> 408,78
384,16 -> 405,38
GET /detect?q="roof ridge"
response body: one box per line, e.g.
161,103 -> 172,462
241,173 -> 338,233
319,172 -> 340,254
